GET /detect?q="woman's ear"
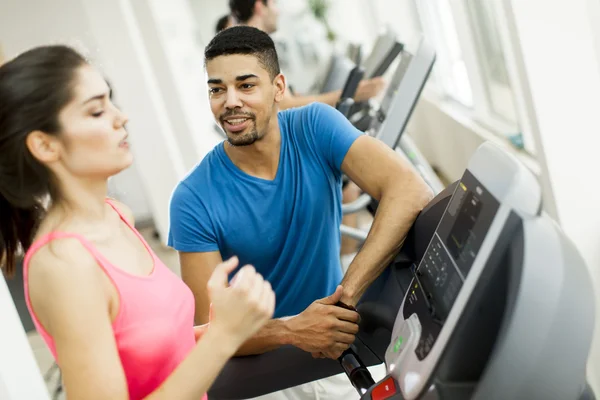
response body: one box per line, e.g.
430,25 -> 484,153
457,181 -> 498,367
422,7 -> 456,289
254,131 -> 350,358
26,131 -> 61,164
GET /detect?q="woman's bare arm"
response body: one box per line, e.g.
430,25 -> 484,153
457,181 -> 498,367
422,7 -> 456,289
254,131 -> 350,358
28,239 -> 248,400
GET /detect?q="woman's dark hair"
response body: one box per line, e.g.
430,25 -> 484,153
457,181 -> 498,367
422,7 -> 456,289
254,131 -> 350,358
0,45 -> 87,276
205,26 -> 280,80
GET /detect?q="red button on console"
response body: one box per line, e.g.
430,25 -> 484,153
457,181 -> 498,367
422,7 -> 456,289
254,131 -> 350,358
371,377 -> 397,400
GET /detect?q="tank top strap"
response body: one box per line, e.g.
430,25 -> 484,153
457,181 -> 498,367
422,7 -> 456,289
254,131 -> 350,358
24,231 -> 113,276
104,198 -> 155,254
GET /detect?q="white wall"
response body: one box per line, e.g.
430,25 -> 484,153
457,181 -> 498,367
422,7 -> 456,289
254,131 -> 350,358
129,0 -> 204,171
147,0 -> 223,162
108,163 -> 153,223
508,0 -> 600,391
371,0 -> 423,44
188,0 -> 229,46
0,276 -> 49,400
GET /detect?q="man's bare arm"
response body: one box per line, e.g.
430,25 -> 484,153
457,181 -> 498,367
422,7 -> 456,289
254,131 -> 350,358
180,252 -> 359,357
278,88 -> 342,109
277,77 -> 386,110
339,136 -> 434,306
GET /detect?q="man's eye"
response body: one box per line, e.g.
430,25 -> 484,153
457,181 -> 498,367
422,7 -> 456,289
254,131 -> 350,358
241,84 -> 254,89
210,88 -> 222,94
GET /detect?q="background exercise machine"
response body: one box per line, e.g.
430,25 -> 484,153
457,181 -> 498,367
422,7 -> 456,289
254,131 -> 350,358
340,35 -> 445,244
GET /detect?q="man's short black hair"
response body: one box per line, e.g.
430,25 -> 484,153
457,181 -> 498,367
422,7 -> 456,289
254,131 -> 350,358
205,26 -> 280,80
229,0 -> 266,23
215,14 -> 231,34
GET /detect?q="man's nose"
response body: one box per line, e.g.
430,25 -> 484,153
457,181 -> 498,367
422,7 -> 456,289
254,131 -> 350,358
224,88 -> 243,109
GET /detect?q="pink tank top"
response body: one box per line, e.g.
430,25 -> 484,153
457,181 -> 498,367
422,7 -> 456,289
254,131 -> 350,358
23,200 -> 207,400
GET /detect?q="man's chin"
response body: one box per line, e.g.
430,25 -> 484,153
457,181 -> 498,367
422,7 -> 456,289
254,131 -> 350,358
226,135 -> 257,147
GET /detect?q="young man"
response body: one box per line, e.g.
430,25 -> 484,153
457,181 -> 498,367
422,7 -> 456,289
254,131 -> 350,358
168,27 -> 432,398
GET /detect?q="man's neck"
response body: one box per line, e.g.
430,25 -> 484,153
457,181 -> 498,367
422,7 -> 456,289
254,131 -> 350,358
224,121 -> 281,181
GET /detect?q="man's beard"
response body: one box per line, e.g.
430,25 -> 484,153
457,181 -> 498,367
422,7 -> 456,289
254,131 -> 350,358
220,109 -> 260,146
226,127 -> 260,147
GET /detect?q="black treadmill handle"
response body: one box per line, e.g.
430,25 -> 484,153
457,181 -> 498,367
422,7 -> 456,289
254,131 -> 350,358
338,346 -> 376,395
337,98 -> 355,118
337,66 -> 365,108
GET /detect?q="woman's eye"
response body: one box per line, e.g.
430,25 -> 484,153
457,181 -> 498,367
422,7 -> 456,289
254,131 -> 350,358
92,111 -> 104,117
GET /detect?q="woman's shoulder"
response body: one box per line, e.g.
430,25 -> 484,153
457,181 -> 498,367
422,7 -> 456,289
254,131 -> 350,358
105,197 -> 135,226
27,232 -> 99,279
27,212 -> 104,284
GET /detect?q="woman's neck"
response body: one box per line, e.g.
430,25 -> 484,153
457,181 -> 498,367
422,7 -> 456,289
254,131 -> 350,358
49,178 -> 110,224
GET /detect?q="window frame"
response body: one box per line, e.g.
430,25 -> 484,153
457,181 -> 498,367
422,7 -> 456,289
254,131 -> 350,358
414,0 -> 538,154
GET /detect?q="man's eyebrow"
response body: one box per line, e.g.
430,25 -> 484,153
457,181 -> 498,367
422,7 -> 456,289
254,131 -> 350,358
236,74 -> 258,81
208,75 -> 259,85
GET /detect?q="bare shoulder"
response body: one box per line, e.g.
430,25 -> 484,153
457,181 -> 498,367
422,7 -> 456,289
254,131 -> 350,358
28,237 -> 102,292
106,197 -> 135,225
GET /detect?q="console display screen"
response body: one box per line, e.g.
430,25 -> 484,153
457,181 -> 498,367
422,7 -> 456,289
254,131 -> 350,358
403,171 -> 501,361
379,53 -> 412,116
447,191 -> 482,266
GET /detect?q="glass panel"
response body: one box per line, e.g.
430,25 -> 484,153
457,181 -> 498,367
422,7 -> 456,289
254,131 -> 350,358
465,0 -> 519,125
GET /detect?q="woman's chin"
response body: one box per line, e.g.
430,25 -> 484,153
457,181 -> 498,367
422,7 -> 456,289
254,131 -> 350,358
111,153 -> 135,175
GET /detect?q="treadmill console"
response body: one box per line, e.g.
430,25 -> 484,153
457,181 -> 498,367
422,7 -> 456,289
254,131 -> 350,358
370,142 -> 596,400
378,143 -> 528,399
401,172 -> 499,362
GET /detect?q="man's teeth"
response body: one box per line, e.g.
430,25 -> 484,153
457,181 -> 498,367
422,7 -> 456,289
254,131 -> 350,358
227,118 -> 248,125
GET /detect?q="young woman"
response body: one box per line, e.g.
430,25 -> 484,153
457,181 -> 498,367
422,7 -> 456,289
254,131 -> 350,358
0,45 -> 275,400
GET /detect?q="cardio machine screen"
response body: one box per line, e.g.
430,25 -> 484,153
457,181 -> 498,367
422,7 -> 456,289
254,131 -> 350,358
379,53 -> 412,118
403,171 -> 500,360
447,191 -> 482,264
440,173 -> 499,279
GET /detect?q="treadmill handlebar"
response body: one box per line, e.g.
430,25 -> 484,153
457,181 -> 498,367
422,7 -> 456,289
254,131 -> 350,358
337,98 -> 355,118
340,224 -> 368,243
336,65 -> 364,118
339,346 -> 376,395
342,193 -> 373,215
335,302 -> 376,396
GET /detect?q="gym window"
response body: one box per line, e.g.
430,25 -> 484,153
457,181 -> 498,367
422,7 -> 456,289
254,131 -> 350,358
384,0 -> 538,155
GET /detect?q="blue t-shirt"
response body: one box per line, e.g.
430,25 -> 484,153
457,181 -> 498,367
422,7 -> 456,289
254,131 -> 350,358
168,102 -> 362,318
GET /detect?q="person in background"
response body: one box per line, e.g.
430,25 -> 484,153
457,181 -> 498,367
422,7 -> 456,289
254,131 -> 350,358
0,44 -> 275,400
215,13 -> 235,34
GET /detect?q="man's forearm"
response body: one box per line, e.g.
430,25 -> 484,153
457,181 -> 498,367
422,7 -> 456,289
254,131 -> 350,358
341,178 -> 433,305
279,90 -> 341,110
235,318 -> 294,356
